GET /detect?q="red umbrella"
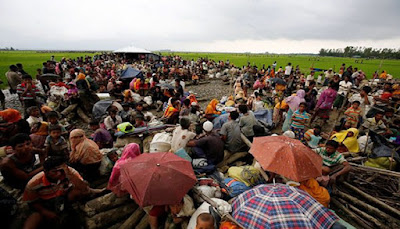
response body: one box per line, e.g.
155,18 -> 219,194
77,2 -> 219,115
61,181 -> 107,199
120,152 -> 196,207
249,136 -> 322,182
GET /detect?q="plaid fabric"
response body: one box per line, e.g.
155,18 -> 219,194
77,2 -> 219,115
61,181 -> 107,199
232,184 -> 338,229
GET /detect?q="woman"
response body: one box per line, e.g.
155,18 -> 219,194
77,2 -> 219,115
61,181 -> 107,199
204,99 -> 221,121
107,143 -> 141,196
282,90 -> 305,132
312,83 -> 338,124
330,128 -> 360,153
30,121 -> 48,153
69,129 -> 103,181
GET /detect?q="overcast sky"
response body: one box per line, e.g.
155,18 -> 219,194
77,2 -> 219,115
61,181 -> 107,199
0,0 -> 399,53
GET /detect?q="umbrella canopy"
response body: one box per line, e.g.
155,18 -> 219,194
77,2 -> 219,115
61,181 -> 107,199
120,67 -> 144,79
120,152 -> 197,207
92,100 -> 122,120
232,184 -> 338,229
269,77 -> 287,85
250,136 -> 322,182
40,73 -> 61,81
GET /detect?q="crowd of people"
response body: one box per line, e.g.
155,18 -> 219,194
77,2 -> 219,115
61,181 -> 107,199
1,53 -> 399,229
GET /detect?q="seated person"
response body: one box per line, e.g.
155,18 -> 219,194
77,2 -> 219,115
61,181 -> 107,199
23,157 -> 99,229
163,98 -> 180,125
0,134 -> 43,189
196,213 -> 215,229
330,128 -> 360,153
303,125 -> 322,149
134,114 -> 147,128
119,103 -> 134,123
220,111 -> 247,153
204,99 -> 221,121
361,111 -> 392,135
343,101 -> 362,129
187,121 -> 224,172
165,195 -> 195,229
313,140 -> 351,186
26,106 -> 43,128
44,125 -> 69,161
46,111 -> 67,136
89,120 -> 113,149
238,104 -> 258,142
104,109 -> 122,135
30,122 -> 49,161
179,99 -> 191,118
69,129 -> 103,181
171,118 -> 196,153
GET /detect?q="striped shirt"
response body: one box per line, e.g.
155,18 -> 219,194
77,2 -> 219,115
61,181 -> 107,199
16,83 -> 39,100
291,110 -> 309,129
344,106 -> 362,127
23,167 -> 82,203
313,147 -> 346,167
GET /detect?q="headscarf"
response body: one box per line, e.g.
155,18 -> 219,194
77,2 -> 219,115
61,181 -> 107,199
69,129 -> 102,164
77,73 -> 86,81
299,178 -> 330,207
331,128 -> 360,153
393,84 -> 400,95
163,104 -> 179,118
107,143 -> 141,196
205,99 -> 220,115
34,122 -> 49,136
0,109 -> 22,123
285,90 -> 305,112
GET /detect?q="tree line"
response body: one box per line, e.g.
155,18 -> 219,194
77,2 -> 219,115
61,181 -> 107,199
319,46 -> 400,59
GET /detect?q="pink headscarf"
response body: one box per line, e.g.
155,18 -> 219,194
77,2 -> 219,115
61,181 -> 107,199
107,143 -> 141,196
285,89 -> 306,112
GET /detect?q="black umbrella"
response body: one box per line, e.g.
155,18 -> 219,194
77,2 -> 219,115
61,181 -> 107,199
40,73 -> 61,81
156,83 -> 174,90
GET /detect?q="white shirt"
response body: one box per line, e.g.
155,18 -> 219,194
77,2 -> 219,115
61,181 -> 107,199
170,126 -> 196,153
104,115 -> 122,130
284,66 -> 292,75
338,81 -> 353,95
305,75 -> 314,87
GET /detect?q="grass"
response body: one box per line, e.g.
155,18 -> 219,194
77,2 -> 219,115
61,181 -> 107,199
162,52 -> 400,79
0,51 -> 97,89
1,51 -> 399,89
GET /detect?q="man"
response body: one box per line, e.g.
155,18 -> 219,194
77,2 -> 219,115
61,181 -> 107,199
305,71 -> 315,87
16,63 -> 28,76
361,111 -> 392,135
187,121 -> 224,171
89,120 -> 113,149
22,157 -> 91,229
333,75 -> 352,109
313,140 -> 351,186
171,117 -> 196,153
0,134 -> 43,189
284,62 -> 292,77
323,68 -> 334,86
17,74 -> 40,115
220,111 -> 246,153
5,65 -> 22,94
366,82 -> 392,118
175,79 -> 184,97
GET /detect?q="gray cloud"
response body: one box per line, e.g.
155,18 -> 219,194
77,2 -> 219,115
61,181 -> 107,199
0,0 -> 399,52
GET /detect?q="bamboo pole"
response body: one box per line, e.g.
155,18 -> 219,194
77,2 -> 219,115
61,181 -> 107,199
342,181 -> 400,218
349,163 -> 400,178
336,198 -> 388,229
331,198 -> 373,229
240,134 -> 270,182
192,188 -> 246,229
120,208 -> 145,229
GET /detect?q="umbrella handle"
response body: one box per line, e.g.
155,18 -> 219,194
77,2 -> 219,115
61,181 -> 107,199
192,188 -> 246,229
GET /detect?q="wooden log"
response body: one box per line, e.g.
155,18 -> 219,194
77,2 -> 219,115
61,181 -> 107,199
120,208 -> 146,229
334,189 -> 400,227
336,197 -> 388,229
107,222 -> 124,229
85,203 -> 137,229
135,214 -> 149,229
342,182 -> 400,218
349,163 -> 400,178
82,192 -> 131,217
331,198 -> 373,229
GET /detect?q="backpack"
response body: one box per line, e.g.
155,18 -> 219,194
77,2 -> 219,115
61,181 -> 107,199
223,178 -> 251,197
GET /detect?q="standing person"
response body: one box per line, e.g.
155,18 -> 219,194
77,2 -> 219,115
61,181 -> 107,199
343,101 -> 362,129
284,63 -> 292,77
16,63 -> 28,76
17,75 -> 40,117
333,75 -> 352,109
44,125 -> 69,161
312,82 -> 338,124
348,86 -> 372,118
282,90 -> 306,132
304,81 -> 318,112
290,102 -> 310,141
5,65 -> 22,94
324,68 -> 334,86
305,71 -> 315,87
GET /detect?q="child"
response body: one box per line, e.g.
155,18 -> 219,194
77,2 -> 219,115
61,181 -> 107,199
304,125 -> 322,148
135,102 -> 145,118
134,114 -> 147,128
47,111 -> 68,136
344,101 -> 362,129
104,109 -> 122,134
26,106 -> 43,128
119,103 -> 134,123
290,102 -> 310,141
44,125 -> 69,161
317,73 -> 323,85
165,195 -> 195,229
196,213 -> 215,229
89,120 -> 114,149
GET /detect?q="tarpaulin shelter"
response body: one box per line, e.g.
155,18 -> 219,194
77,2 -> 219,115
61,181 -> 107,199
120,66 -> 144,80
114,45 -> 160,62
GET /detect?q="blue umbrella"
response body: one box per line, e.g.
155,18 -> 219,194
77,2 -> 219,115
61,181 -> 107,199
120,67 -> 143,79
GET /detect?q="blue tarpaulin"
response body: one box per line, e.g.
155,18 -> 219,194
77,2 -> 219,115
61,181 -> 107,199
120,67 -> 144,79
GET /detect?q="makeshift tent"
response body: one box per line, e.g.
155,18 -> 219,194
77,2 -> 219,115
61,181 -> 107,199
120,67 -> 144,80
114,45 -> 160,61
